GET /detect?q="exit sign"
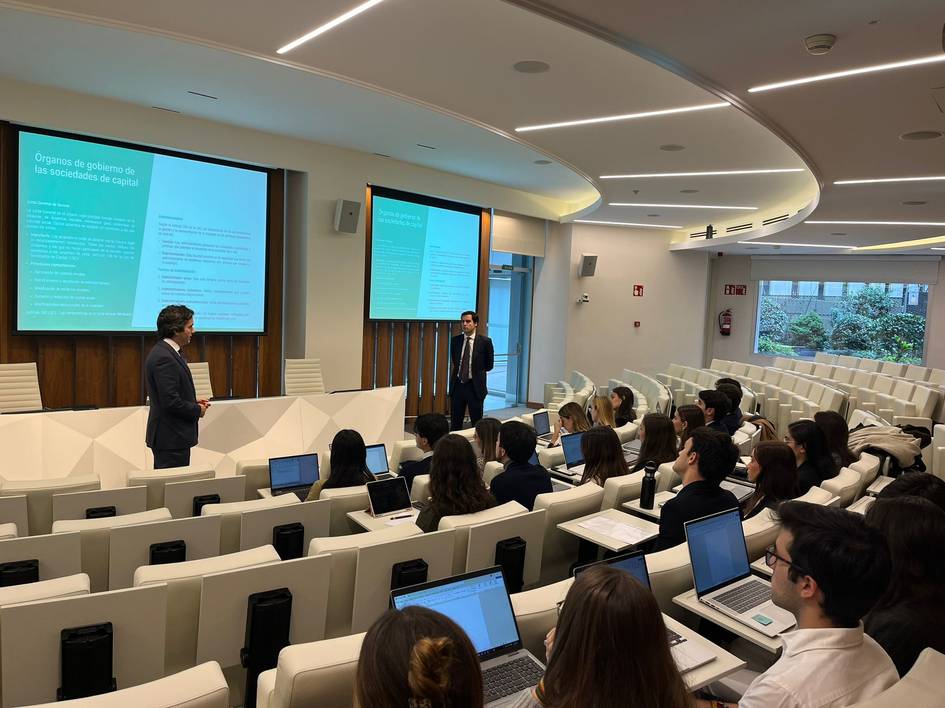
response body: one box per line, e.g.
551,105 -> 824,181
633,284 -> 644,297
724,284 -> 748,296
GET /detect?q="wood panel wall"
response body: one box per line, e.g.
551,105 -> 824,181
361,186 -> 491,418
0,122 -> 285,408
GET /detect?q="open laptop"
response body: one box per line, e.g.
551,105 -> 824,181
573,551 -> 715,673
365,443 -> 391,478
556,430 -> 585,478
533,411 -> 554,445
391,567 -> 544,707
366,477 -> 415,518
269,453 -> 319,500
685,508 -> 795,638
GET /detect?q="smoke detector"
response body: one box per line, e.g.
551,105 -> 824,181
804,34 -> 837,55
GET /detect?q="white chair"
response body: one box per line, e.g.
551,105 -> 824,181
656,461 -> 679,492
613,421 -> 639,443
850,453 -> 882,498
0,495 -> 29,537
319,485 -> 370,535
647,543 -> 693,620
483,460 -> 504,487
234,458 -> 271,501
600,470 -> 655,510
509,578 -> 572,659
849,648 -> 945,707
0,572 -> 89,607
0,362 -> 43,412
438,501 -> 526,574
742,508 -> 779,561
128,466 -> 214,510
464,510 -> 545,587
409,474 -> 430,503
533,484 -> 605,584
199,494 -> 299,553
187,361 -> 214,401
284,358 -> 326,395
820,467 -> 860,507
388,439 -> 423,474
256,634 -> 363,708
0,474 -> 100,536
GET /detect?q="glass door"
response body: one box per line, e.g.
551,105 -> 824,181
485,252 -> 533,411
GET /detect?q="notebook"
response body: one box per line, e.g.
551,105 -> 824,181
269,453 -> 319,500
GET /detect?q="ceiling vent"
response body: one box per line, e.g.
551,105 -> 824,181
726,222 -> 754,233
762,214 -> 790,226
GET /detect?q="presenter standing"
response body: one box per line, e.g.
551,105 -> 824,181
449,310 -> 494,431
145,305 -> 210,469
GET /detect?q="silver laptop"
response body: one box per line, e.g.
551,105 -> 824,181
365,443 -> 390,477
366,477 -> 415,518
533,411 -> 554,444
685,508 -> 795,638
573,551 -> 714,673
268,453 -> 319,500
391,567 -> 544,707
557,430 -> 585,478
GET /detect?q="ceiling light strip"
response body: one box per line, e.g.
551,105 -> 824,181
277,0 -> 387,54
737,241 -> 856,249
573,220 -> 681,229
515,101 -> 729,133
834,175 -> 945,185
806,220 -> 945,227
853,235 -> 945,252
600,168 -> 805,179
609,202 -> 757,210
748,54 -> 945,93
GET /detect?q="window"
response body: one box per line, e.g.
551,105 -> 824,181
485,251 -> 533,410
754,279 -> 929,363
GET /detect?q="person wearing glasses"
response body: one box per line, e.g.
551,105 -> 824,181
697,501 -> 896,708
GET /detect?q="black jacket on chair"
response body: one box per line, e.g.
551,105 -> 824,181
145,341 -> 201,451
398,456 -> 432,493
448,333 -> 494,401
654,480 -> 740,551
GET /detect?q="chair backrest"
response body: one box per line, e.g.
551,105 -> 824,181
0,474 -> 100,536
128,466 -> 214,509
200,493 -> 299,553
51,486 -> 148,523
742,507 -> 779,560
483,460 -> 504,487
647,543 -> 694,620
388,440 -> 423,473
264,633 -> 364,708
536,444 -> 564,470
0,362 -> 43,413
164,477 -> 245,518
0,496 -> 28,537
438,501 -> 526,574
795,485 -> 838,506
904,365 -> 930,382
238,499 -> 331,554
284,358 -> 326,396
233,458 -> 271,501
187,361 -> 214,401
0,531 -> 81,582
533,484 -> 605,585
0,524 -> 15,541
656,461 -> 679,492
318,485 -> 371,536
409,474 -> 430,503
613,421 -> 639,443
509,578 -> 572,659
600,470 -> 654,509
821,467 -> 861,507
848,649 -> 945,707
860,358 -> 881,372
0,572 -> 89,607
464,510 -> 545,586
879,361 -> 906,377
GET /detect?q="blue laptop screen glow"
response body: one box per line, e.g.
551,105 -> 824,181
269,454 -> 319,491
686,509 -> 750,596
365,444 -> 389,474
610,554 -> 651,588
533,411 -> 551,436
392,570 -> 519,656
528,451 -> 539,466
561,431 -> 585,467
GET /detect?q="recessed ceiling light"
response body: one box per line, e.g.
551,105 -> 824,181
900,130 -> 944,141
834,175 -> 945,185
680,189 -> 699,194
533,159 -> 552,165
610,202 -> 758,210
748,53 -> 945,93
601,168 -> 805,179
574,219 -> 681,229
901,200 -> 928,206
854,235 -> 945,251
515,101 -> 729,133
659,144 -> 686,151
737,241 -> 857,249
513,60 -> 550,74
806,220 -> 945,226
277,0 -> 386,54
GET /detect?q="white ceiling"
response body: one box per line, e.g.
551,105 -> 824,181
0,0 -> 817,234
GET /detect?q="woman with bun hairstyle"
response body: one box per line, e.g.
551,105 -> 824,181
610,386 -> 637,427
672,404 -> 705,452
356,606 -> 484,708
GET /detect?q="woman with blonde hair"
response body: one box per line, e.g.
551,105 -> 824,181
589,394 -> 616,428
548,401 -> 590,446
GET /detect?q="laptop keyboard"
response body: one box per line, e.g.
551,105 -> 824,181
714,579 -> 771,614
482,657 -> 544,703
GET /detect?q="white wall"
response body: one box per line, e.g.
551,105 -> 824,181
527,221 -> 570,402
0,77 -> 573,390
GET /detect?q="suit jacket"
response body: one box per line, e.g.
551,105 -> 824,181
490,461 -> 553,511
399,456 -> 432,493
654,480 -> 739,551
448,333 -> 494,400
145,340 -> 201,451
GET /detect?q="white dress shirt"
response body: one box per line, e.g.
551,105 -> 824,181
163,338 -> 183,357
739,624 -> 897,708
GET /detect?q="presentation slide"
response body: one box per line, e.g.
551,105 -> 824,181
369,190 -> 480,320
17,130 -> 269,333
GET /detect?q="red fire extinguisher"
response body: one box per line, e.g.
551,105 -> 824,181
719,309 -> 733,336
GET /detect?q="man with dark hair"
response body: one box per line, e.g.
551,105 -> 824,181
145,305 -> 209,469
697,389 -> 731,434
877,471 -> 945,512
715,383 -> 744,435
448,311 -> 494,431
398,412 -> 449,492
654,427 -> 739,551
490,421 -> 552,510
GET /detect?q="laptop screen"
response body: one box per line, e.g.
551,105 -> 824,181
391,568 -> 521,660
685,508 -> 750,597
528,451 -> 539,466
533,411 -> 551,436
269,454 -> 319,491
574,550 -> 651,589
561,431 -> 585,468
367,477 -> 412,515
365,444 -> 389,475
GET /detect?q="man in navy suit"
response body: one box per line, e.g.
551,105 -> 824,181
448,310 -> 494,430
145,305 -> 210,469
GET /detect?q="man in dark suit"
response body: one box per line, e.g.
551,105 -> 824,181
653,427 -> 740,551
398,412 -> 449,492
491,421 -> 552,511
145,305 -> 210,469
697,389 -> 733,435
448,310 -> 494,431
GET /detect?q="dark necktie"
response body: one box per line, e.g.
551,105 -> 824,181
459,336 -> 471,383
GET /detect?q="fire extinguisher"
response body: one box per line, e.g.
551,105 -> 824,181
719,309 -> 733,336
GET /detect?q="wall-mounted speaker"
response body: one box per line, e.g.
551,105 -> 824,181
334,199 -> 361,234
579,253 -> 598,277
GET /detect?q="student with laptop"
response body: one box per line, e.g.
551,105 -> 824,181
269,452 -> 320,500
577,426 -> 628,486
654,427 -> 740,551
697,390 -> 731,435
356,605 -> 484,708
740,441 -> 800,520
696,501 -> 896,708
306,428 -> 375,500
400,413 -> 450,492
491,421 -> 552,511
530,410 -> 556,445
631,412 -> 678,472
546,402 -> 590,447
416,434 -> 496,532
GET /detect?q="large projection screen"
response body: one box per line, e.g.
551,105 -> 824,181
368,185 -> 482,321
16,127 -> 270,334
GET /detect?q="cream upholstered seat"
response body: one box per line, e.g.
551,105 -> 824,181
128,466 -> 214,509
0,572 -> 89,607
410,474 -> 431,503
536,444 -> 564,470
234,458 -> 271,500
821,467 -> 861,507
0,495 -> 29,537
533,483 -> 604,584
850,453 -> 882,498
794,485 -> 837,506
284,358 -> 326,395
318,485 -> 370,535
483,460 -> 504,487
388,439 -> 423,475
0,474 -> 100,536
613,421 -> 639,443
848,649 -> 945,707
0,362 -> 43,413
742,507 -> 779,561
509,578 -> 572,660
0,523 -> 16,541
187,361 -> 214,401
256,633 -> 364,708
30,661 -> 230,708
200,493 -> 299,553
600,470 -> 656,510
647,542 -> 693,620
438,501 -> 527,574
656,461 -> 679,492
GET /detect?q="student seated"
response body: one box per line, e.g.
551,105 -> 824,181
740,441 -> 800,520
306,428 -> 375,501
473,417 -> 501,473
548,401 -> 590,446
654,427 -> 740,551
589,394 -> 616,428
491,421 -> 552,511
356,606 -> 483,708
631,412 -> 678,472
697,389 -> 731,434
785,419 -> 838,495
578,426 -> 629,486
610,386 -> 637,427
715,382 -> 744,435
511,564 -> 691,708
399,412 -> 450,491
416,434 -> 495,532
673,404 -> 705,452
864,496 -> 945,676
876,471 -> 945,511
814,410 -> 857,467
698,501 -> 896,708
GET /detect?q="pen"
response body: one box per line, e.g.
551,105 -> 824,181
389,513 -> 414,520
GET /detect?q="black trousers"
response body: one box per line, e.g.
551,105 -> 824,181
450,380 -> 484,431
152,447 -> 191,469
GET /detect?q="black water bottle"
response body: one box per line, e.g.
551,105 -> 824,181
640,461 -> 657,510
